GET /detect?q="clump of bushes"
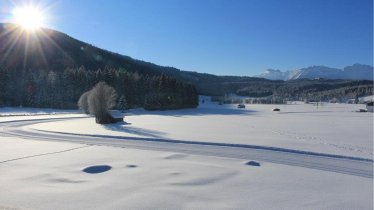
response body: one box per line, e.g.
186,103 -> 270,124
78,82 -> 119,124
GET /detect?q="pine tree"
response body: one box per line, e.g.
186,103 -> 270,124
117,95 -> 128,112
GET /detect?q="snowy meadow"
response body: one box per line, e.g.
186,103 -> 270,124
0,102 -> 373,209
29,102 -> 373,159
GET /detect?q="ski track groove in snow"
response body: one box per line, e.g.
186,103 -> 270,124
0,145 -> 91,164
0,118 -> 372,179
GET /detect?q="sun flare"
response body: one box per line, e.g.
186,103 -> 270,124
12,6 -> 45,30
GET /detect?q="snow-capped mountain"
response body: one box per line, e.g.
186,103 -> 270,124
289,66 -> 343,80
255,64 -> 373,81
255,69 -> 289,80
342,64 -> 374,80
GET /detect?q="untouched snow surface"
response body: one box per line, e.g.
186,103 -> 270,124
0,137 -> 372,210
29,103 -> 373,159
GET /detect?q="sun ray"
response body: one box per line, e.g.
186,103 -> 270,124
0,25 -> 25,65
31,31 -> 50,70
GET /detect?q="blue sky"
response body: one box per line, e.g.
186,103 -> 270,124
1,0 -> 373,75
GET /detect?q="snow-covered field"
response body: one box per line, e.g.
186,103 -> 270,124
28,102 -> 373,159
0,103 -> 373,209
0,137 -> 372,210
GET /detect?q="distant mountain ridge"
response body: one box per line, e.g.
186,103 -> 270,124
256,64 -> 373,81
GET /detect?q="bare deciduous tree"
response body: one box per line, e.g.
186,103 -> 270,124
78,91 -> 90,114
87,82 -> 118,124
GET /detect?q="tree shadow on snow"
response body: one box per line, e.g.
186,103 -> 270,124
104,121 -> 166,138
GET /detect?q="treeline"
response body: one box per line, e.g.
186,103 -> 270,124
296,85 -> 373,102
0,66 -> 198,110
236,79 -> 373,102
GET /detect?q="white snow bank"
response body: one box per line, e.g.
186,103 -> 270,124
0,113 -> 86,123
0,107 -> 79,116
0,106 -> 87,123
0,137 -> 372,210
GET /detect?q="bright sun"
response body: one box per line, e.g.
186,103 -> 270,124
12,6 -> 45,30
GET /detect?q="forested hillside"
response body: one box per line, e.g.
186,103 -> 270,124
0,23 -> 198,110
0,23 -> 371,109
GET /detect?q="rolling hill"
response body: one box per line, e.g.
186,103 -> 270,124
0,23 -> 267,96
0,23 -> 372,107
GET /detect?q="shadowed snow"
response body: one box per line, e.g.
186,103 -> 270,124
82,165 -> 112,174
